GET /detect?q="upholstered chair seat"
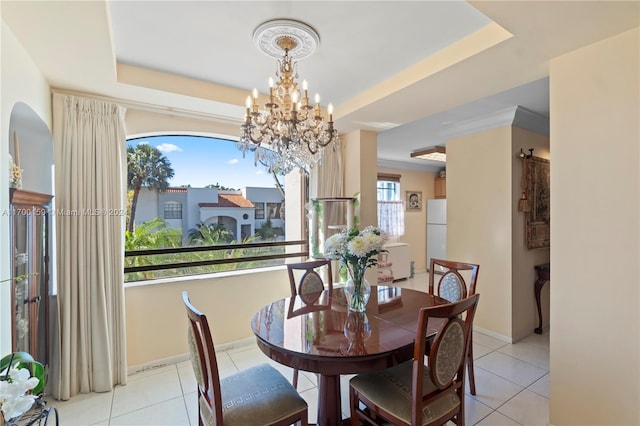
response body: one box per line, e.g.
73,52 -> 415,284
350,294 -> 479,426
184,291 -> 308,426
217,364 -> 309,426
350,361 -> 461,425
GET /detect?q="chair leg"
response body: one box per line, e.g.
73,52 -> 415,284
349,387 -> 361,426
293,368 -> 299,389
298,410 -> 309,426
467,344 -> 476,396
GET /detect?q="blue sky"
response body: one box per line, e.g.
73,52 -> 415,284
127,135 -> 279,189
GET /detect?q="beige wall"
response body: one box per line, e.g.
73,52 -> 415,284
343,130 -> 378,228
0,21 -> 52,354
342,130 -> 378,283
549,27 -> 639,425
125,109 -> 240,139
377,166 -> 437,272
446,125 -> 551,341
125,267 -> 292,368
447,126 -> 513,338
510,128 -> 550,340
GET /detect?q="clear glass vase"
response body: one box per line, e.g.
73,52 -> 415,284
343,312 -> 371,355
344,276 -> 371,312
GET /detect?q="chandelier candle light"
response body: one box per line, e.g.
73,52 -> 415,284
239,19 -> 339,174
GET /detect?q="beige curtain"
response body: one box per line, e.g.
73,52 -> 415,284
310,142 -> 344,199
310,141 -> 345,233
51,94 -> 127,399
310,144 -> 345,281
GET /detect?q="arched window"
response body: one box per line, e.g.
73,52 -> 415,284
124,134 -> 307,282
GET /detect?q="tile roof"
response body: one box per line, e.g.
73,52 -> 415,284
199,194 -> 254,208
165,187 -> 188,193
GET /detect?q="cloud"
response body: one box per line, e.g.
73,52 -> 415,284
156,143 -> 182,153
256,170 -> 265,175
227,158 -> 239,165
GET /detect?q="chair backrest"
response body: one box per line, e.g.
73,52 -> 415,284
429,259 -> 479,302
287,259 -> 333,301
412,294 -> 480,425
183,291 -> 223,425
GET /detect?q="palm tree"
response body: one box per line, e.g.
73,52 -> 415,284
127,144 -> 174,232
125,217 -> 182,251
188,223 -> 234,245
255,218 -> 277,241
124,217 -> 182,281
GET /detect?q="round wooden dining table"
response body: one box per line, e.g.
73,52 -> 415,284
251,285 -> 448,426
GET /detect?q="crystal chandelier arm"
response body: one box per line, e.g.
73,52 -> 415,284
239,19 -> 340,173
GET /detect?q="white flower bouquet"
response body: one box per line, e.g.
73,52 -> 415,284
325,226 -> 388,310
0,352 -> 44,423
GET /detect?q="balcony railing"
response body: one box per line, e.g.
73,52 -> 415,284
124,239 -> 308,282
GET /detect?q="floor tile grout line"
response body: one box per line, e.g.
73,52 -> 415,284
474,346 -> 549,375
174,363 -> 195,426
108,383 -> 116,424
109,325 -> 547,426
472,364 -> 546,393
108,395 -> 187,423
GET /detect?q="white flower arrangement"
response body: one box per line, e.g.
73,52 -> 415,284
0,366 -> 38,421
0,352 -> 44,423
325,226 -> 388,285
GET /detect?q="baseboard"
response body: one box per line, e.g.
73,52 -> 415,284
473,325 -> 513,343
127,336 -> 257,375
128,353 -> 191,375
215,336 -> 256,352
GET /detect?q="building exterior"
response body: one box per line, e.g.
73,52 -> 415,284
134,186 -> 284,242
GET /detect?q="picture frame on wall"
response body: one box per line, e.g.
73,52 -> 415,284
406,191 -> 422,211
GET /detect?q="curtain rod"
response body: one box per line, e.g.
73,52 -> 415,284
51,87 -> 243,125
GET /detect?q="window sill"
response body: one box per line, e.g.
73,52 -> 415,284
123,264 -> 287,289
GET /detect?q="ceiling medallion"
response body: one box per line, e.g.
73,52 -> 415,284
239,19 -> 339,174
253,19 -> 320,60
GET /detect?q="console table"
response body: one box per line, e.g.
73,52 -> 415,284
534,263 -> 550,334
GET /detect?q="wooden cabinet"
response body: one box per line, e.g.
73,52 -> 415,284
434,177 -> 446,199
10,188 -> 53,365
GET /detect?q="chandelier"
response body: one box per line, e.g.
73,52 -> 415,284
239,19 -> 339,174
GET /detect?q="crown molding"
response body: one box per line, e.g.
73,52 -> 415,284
440,105 -> 548,140
512,106 -> 549,136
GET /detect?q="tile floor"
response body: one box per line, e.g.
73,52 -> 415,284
48,273 -> 550,425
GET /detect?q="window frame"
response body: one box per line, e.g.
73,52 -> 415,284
254,202 -> 265,219
163,201 -> 183,219
124,134 -> 309,283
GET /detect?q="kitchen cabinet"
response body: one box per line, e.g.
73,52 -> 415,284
434,177 -> 446,199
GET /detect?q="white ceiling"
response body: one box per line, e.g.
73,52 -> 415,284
2,1 -> 638,171
108,1 -> 491,107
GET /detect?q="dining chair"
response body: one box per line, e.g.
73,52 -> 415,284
349,294 -> 480,426
286,259 -> 333,388
287,259 -> 333,300
429,258 -> 480,395
182,292 -> 308,426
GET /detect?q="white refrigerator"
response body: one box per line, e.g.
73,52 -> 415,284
427,199 -> 447,272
